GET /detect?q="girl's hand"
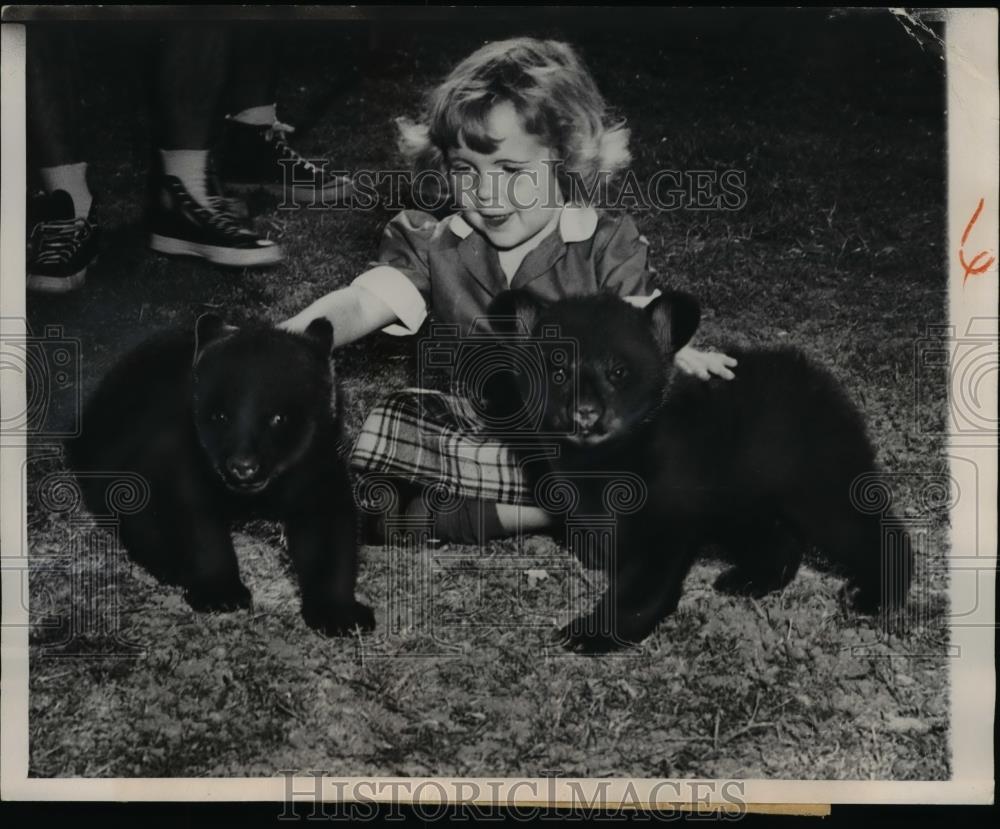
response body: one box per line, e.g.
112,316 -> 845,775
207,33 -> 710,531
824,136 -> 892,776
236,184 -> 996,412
675,345 -> 737,381
278,316 -> 304,333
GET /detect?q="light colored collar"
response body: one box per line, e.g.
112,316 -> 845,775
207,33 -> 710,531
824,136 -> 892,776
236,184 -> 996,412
448,205 -> 599,243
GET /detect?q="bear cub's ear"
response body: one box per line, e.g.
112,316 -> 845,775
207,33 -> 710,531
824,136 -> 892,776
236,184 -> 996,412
302,317 -> 335,358
488,290 -> 546,337
646,290 -> 701,354
194,313 -> 239,362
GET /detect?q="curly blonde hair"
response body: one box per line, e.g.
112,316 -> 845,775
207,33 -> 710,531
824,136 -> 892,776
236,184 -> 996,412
397,37 -> 630,198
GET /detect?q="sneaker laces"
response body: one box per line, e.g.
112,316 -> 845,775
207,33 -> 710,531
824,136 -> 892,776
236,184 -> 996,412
264,118 -> 296,141
201,198 -> 259,239
206,194 -> 242,216
265,120 -> 323,176
205,194 -> 249,231
30,217 -> 94,265
205,156 -> 249,218
168,177 -> 257,239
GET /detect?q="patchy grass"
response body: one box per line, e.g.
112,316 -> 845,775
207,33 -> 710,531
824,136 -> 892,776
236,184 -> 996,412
25,11 -> 949,780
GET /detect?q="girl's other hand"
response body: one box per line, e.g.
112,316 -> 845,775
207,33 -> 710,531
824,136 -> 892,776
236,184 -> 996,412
278,314 -> 306,334
675,345 -> 737,381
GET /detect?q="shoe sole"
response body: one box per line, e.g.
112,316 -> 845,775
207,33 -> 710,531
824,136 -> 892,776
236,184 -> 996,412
149,234 -> 284,267
226,179 -> 355,203
27,267 -> 87,294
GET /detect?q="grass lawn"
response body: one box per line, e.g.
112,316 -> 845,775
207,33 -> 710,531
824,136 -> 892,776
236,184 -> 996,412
24,10 -> 950,780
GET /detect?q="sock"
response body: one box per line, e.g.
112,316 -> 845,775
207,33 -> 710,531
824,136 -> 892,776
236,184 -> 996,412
407,497 -> 505,545
38,162 -> 92,218
159,149 -> 211,207
231,103 -> 277,127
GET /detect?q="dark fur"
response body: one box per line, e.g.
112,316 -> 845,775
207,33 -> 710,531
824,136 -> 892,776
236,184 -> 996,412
66,315 -> 374,636
489,290 -> 912,653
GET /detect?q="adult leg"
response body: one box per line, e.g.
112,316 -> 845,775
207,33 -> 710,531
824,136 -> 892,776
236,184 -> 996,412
156,25 -> 230,201
148,25 -> 283,266
217,24 -> 352,202
26,25 -> 98,292
27,25 -> 90,210
225,24 -> 277,120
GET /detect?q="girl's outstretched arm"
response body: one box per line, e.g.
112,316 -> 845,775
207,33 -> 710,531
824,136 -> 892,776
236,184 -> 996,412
280,285 -> 399,348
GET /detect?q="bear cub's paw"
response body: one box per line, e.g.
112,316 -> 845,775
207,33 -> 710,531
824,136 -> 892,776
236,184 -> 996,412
302,599 -> 376,637
556,611 -> 644,654
184,580 -> 253,613
841,582 -> 884,616
713,565 -> 784,598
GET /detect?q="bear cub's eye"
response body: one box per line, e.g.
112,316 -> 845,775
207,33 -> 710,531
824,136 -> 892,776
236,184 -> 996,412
608,365 -> 629,383
269,413 -> 287,428
210,411 -> 229,424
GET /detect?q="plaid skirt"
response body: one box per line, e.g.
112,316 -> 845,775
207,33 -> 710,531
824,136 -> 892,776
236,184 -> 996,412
350,388 -> 558,506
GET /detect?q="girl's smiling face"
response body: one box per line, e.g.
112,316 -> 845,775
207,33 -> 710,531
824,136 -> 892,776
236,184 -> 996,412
447,101 -> 563,250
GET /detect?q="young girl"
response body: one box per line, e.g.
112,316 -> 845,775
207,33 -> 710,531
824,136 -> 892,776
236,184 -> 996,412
284,37 -> 736,544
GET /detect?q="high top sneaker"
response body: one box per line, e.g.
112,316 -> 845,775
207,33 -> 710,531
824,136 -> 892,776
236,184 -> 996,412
27,189 -> 100,293
148,174 -> 284,267
217,116 -> 352,204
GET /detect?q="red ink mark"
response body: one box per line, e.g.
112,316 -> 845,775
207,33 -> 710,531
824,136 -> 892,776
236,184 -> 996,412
959,198 -> 996,285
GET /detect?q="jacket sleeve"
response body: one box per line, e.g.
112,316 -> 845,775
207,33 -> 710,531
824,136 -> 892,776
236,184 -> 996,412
352,210 -> 437,336
595,213 -> 662,307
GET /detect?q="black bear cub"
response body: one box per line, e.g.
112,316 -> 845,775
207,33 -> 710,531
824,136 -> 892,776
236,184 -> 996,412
489,290 -> 912,653
67,314 -> 374,637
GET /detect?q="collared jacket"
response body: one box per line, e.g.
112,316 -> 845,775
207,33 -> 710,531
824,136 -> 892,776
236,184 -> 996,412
353,206 -> 661,337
